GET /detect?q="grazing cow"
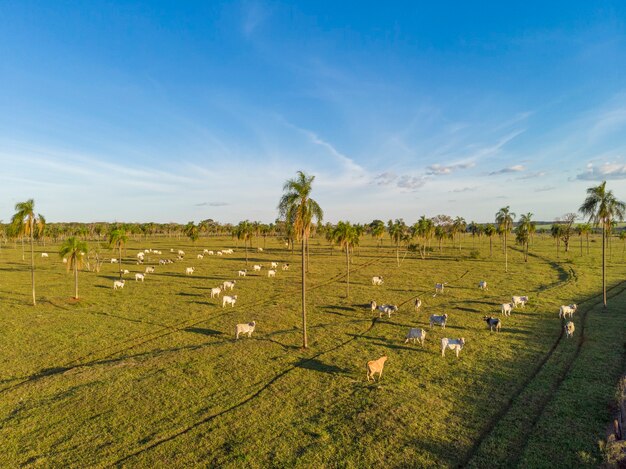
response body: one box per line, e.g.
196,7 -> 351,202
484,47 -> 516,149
405,328 -> 426,346
559,304 -> 578,319
111,258 -> 118,264
414,298 -> 422,312
178,250 -> 185,256
223,280 -> 236,291
565,321 -> 575,338
41,253 -> 49,258
435,283 -> 445,294
378,304 -> 398,318
282,263 -> 290,271
478,280 -> 488,290
270,262 -> 278,268
222,295 -> 238,308
501,303 -> 513,317
253,265 -> 262,272
235,321 -> 256,339
484,316 -> 501,332
208,251 -> 214,256
512,295 -> 529,308
267,269 -> 276,278
370,300 -> 377,313
372,276 -> 384,286
197,254 -> 204,260
121,269 -> 130,275
441,338 -> 465,358
113,280 -> 125,290
238,270 -> 247,277
145,266 -> 155,274
430,314 -> 448,329
135,273 -> 145,282
210,287 -> 222,298
366,356 -> 388,382
185,267 -> 195,275
258,247 -> 263,252
217,251 -> 223,256
203,249 -> 209,254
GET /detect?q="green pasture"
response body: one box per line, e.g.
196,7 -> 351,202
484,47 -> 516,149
1,234 -> 625,467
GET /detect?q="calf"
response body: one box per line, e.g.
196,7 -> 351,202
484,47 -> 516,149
235,321 -> 256,339
366,356 -> 388,382
441,338 -> 465,358
484,316 -> 501,332
405,328 -> 426,346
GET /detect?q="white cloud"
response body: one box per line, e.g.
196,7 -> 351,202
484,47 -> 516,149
426,162 -> 475,175
516,171 -> 546,180
576,161 -> 626,180
488,164 -> 525,176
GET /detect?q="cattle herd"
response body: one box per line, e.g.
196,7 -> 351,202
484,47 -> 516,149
58,245 -> 579,384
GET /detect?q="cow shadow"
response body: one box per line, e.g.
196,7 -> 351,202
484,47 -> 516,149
294,358 -> 349,375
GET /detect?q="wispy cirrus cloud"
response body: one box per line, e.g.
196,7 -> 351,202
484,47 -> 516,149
195,202 -> 229,207
535,185 -> 556,192
576,161 -> 626,180
488,164 -> 525,176
426,162 -> 475,175
516,171 -> 546,180
450,186 -> 478,193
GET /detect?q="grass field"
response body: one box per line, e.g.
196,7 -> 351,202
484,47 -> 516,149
1,234 -> 625,467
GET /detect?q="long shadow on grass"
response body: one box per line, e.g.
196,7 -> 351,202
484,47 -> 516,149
183,327 -> 222,337
294,358 -> 349,375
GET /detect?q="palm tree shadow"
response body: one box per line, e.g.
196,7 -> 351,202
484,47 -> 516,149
294,358 -> 349,375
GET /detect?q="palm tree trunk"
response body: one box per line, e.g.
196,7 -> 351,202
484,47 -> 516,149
119,245 -> 123,280
30,229 -> 36,306
489,237 -> 493,257
301,238 -> 308,348
580,236 -> 583,256
245,241 -> 248,266
74,259 -> 79,299
22,237 -> 25,261
504,232 -> 508,273
586,234 -> 590,255
345,247 -> 350,298
396,241 -> 399,267
602,225 -> 607,308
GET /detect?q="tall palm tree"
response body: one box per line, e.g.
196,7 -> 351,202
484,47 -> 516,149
452,216 -> 466,251
388,219 -> 406,266
236,220 -> 253,265
484,224 -> 496,257
59,237 -> 88,299
551,224 -> 563,259
579,181 -> 626,307
518,213 -> 535,262
576,223 -> 592,256
11,199 -> 45,306
108,229 -> 128,280
495,206 -> 515,272
370,220 -> 386,248
332,221 -> 359,297
278,171 -> 323,349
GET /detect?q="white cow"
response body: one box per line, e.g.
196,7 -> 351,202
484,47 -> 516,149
267,269 -> 276,278
478,280 -> 488,290
210,287 -> 222,298
222,295 -> 238,308
253,265 -> 262,272
378,304 -> 398,318
238,270 -> 247,277
178,250 -> 185,256
41,252 -> 49,258
405,328 -> 426,346
435,283 -> 445,294
258,247 -> 263,252
113,280 -> 125,290
370,300 -> 377,313
430,314 -> 448,328
145,266 -> 155,274
372,276 -> 384,286
441,338 -> 465,358
282,263 -> 290,271
203,249 -> 210,254
121,269 -> 130,275
414,298 -> 422,312
197,254 -> 204,260
559,304 -> 578,319
270,262 -> 278,268
111,258 -> 118,264
135,273 -> 145,282
501,303 -> 513,317
235,321 -> 256,339
208,251 -> 215,256
62,258 -> 68,264
565,321 -> 575,338
185,267 -> 195,275
512,295 -> 529,308
223,280 -> 236,291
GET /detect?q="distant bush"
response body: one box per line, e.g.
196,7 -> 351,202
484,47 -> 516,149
469,250 -> 480,259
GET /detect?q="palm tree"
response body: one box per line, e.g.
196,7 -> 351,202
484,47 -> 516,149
108,229 -> 128,280
184,222 -> 199,243
551,224 -> 563,259
579,181 -> 626,307
484,224 -> 496,257
278,171 -> 323,349
495,206 -> 515,272
59,237 -> 88,299
451,216 -> 466,251
388,219 -> 406,266
370,220 -> 386,248
518,213 -> 535,261
332,221 -> 359,297
576,223 -> 592,256
11,199 -> 45,306
236,220 -> 253,265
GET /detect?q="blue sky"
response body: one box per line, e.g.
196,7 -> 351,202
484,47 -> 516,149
1,1 -> 626,223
